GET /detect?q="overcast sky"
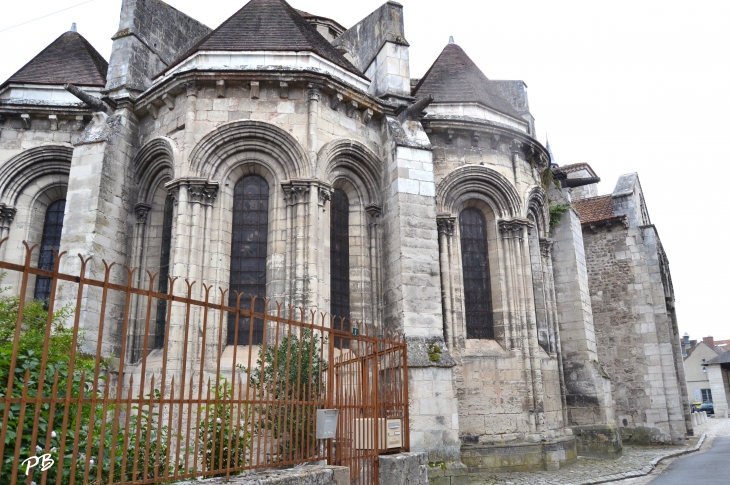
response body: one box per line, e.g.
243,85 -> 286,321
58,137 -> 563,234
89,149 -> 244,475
1,0 -> 727,341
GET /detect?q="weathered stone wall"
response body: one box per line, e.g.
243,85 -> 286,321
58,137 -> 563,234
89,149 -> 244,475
107,0 -> 211,93
174,465 -> 349,485
583,220 -> 688,442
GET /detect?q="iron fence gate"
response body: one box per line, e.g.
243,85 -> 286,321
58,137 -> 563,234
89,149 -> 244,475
0,240 -> 408,485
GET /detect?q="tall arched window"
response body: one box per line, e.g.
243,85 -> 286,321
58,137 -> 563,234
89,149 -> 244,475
154,194 -> 174,349
330,189 -> 350,347
34,199 -> 66,302
228,175 -> 268,345
459,207 -> 493,339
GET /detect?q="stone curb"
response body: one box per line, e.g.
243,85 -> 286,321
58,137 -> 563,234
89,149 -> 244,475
576,434 -> 707,485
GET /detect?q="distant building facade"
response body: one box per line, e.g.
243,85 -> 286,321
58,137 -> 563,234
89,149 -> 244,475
0,0 -> 691,474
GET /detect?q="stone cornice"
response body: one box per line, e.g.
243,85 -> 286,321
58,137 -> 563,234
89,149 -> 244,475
583,216 -> 629,233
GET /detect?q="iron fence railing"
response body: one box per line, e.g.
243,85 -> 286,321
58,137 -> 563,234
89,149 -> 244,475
0,241 -> 408,485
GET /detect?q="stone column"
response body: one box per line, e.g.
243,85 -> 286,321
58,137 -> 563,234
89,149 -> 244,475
282,180 -> 311,311
366,204 -> 383,326
307,84 -> 321,172
499,219 -> 545,434
436,216 -> 455,348
129,203 -> 151,361
0,206 -> 17,261
541,238 -> 569,427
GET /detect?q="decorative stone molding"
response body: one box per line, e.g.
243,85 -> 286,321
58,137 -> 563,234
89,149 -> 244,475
21,114 -> 30,130
436,216 -> 456,236
498,218 -> 533,239
49,115 -> 58,131
165,178 -> 220,206
134,203 -> 152,224
279,81 -> 289,99
250,81 -> 260,99
0,204 -> 17,229
539,238 -> 553,257
584,216 -> 629,233
162,93 -> 176,110
216,80 -> 226,98
362,108 -> 373,124
307,83 -> 322,101
366,204 -> 382,219
185,81 -> 199,97
318,185 -> 332,207
471,132 -> 480,147
347,100 -> 359,118
282,180 -> 311,206
330,93 -> 344,111
490,134 -> 501,150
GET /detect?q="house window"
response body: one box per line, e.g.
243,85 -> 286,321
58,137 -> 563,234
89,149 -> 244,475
701,389 -> 713,403
228,175 -> 268,345
34,199 -> 66,302
330,188 -> 350,348
154,194 -> 174,349
459,207 -> 493,339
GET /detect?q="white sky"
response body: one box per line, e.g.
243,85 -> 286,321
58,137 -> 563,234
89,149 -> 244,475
1,0 -> 727,341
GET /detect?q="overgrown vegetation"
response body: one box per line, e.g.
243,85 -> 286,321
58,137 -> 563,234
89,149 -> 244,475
549,203 -> 571,233
540,167 -> 562,192
0,289 -> 236,484
244,328 -> 327,461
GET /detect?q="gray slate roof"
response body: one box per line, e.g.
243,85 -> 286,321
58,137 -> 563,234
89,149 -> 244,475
1,31 -> 108,89
165,0 -> 362,78
705,351 -> 730,365
412,43 -> 523,120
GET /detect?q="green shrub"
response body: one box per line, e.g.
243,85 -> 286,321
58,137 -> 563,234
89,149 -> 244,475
245,328 -> 327,461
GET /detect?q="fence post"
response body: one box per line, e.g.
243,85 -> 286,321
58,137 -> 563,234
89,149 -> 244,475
326,317 -> 335,465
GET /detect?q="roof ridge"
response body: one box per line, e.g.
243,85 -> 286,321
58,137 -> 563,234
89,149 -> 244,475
1,31 -> 108,89
162,0 -> 362,78
413,42 -> 523,119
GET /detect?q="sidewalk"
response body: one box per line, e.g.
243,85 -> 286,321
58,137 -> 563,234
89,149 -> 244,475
463,418 -> 730,485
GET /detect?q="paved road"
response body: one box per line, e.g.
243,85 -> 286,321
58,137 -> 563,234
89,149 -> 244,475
646,436 -> 730,485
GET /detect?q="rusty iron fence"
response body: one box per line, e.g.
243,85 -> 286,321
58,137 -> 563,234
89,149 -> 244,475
0,241 -> 409,485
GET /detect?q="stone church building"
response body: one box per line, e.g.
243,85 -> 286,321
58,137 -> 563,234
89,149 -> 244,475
0,0 -> 691,475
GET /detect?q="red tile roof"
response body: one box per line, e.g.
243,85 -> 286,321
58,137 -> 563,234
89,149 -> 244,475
1,31 -> 107,89
165,0 -> 362,78
412,43 -> 522,119
573,195 -> 616,224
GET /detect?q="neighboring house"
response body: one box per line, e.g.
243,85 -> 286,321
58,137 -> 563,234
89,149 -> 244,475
682,338 -> 720,404
704,351 -> 730,417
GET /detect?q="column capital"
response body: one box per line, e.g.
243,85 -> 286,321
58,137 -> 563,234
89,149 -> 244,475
0,204 -> 17,229
165,177 -> 220,206
498,218 -> 533,239
282,179 -> 316,206
134,203 -> 152,224
307,83 -> 323,101
436,215 -> 456,236
539,237 -> 554,257
366,204 -> 382,219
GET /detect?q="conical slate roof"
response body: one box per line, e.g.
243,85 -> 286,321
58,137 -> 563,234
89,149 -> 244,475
1,31 -> 108,89
413,43 -> 522,119
165,0 -> 362,77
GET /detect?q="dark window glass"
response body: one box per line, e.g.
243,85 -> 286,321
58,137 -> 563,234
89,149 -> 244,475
34,199 -> 66,302
154,194 -> 174,349
228,175 -> 268,345
459,208 -> 494,339
701,389 -> 713,403
330,189 -> 350,348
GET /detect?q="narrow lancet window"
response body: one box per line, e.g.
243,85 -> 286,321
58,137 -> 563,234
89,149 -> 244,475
228,175 -> 268,345
330,188 -> 350,348
459,208 -> 494,339
154,194 -> 174,349
34,199 -> 66,302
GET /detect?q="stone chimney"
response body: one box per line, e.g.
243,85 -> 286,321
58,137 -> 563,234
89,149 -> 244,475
703,336 -> 715,349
